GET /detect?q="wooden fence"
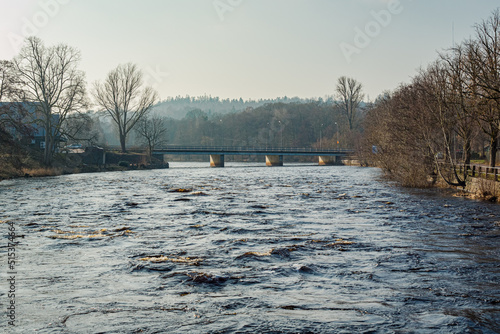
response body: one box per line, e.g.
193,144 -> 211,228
456,164 -> 500,182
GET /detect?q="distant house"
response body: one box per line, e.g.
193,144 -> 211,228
0,102 -> 66,150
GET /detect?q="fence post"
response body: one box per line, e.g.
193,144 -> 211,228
472,165 -> 476,177
495,168 -> 498,182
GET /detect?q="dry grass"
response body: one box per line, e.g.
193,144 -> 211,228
21,167 -> 62,177
476,178 -> 499,202
0,167 -> 19,179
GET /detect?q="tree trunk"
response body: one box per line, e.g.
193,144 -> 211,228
43,131 -> 53,166
463,137 -> 472,166
443,131 -> 452,162
120,133 -> 127,153
147,139 -> 153,163
489,127 -> 498,167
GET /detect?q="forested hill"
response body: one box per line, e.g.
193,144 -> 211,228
152,95 -> 336,119
93,98 -> 362,149
162,100 -> 352,149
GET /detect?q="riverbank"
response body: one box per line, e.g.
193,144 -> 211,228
430,163 -> 500,203
0,161 -> 169,181
0,163 -> 169,181
0,150 -> 170,181
450,177 -> 500,203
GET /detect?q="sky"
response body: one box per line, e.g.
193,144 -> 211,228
0,0 -> 499,102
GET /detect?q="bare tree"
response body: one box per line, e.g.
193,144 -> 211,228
62,112 -> 101,147
462,10 -> 500,167
0,60 -> 33,176
363,83 -> 438,187
335,76 -> 364,130
0,60 -> 24,102
0,60 -> 31,136
134,115 -> 167,162
415,61 -> 468,187
440,45 -> 480,167
13,37 -> 87,165
362,9 -> 500,187
93,63 -> 158,152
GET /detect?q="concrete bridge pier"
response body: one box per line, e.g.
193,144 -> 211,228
319,156 -> 342,166
210,154 -> 225,167
266,155 -> 283,167
318,156 -> 342,166
319,156 -> 335,166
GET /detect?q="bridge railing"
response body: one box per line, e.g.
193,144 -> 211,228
154,145 -> 354,154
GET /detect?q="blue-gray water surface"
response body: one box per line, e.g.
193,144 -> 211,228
1,163 -> 500,333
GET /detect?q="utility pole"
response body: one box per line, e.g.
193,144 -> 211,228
335,122 -> 339,149
266,122 -> 270,149
279,120 -> 283,147
320,123 -> 323,150
220,119 -> 224,147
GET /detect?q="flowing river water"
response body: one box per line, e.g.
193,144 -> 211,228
1,163 -> 500,333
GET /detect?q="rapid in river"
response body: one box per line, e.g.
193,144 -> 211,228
1,163 -> 499,333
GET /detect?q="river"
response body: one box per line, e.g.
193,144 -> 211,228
1,163 -> 499,333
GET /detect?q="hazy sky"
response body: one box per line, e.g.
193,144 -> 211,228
0,0 -> 499,101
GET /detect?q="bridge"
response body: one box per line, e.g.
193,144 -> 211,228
153,146 -> 354,167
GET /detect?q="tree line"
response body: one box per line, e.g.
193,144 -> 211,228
162,101 -> 351,150
1,36 -> 367,176
153,95 -> 320,120
362,9 -> 500,187
155,77 -> 365,150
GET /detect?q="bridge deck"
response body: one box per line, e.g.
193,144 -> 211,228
154,146 -> 353,156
